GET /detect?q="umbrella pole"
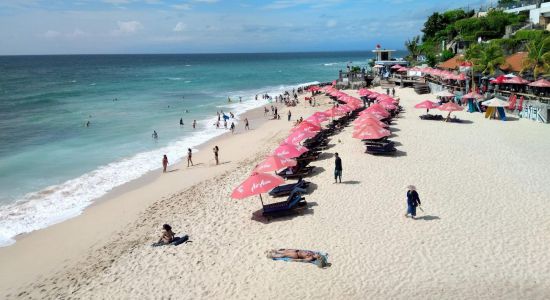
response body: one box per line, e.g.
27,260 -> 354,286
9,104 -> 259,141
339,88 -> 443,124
259,194 -> 265,207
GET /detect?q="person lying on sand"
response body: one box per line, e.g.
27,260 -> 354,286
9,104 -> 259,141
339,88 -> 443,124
267,249 -> 327,268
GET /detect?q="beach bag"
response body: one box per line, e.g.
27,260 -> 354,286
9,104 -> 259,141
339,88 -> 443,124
172,235 -> 189,246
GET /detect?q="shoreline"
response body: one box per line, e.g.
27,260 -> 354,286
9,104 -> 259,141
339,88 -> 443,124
0,92 -> 326,297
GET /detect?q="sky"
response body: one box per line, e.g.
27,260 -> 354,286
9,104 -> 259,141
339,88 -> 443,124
0,0 -> 494,55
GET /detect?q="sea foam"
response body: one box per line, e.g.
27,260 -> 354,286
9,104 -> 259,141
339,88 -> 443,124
0,81 -> 319,247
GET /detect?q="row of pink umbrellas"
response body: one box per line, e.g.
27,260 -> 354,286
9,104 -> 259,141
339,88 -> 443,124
489,75 -> 550,87
231,90 -> 355,205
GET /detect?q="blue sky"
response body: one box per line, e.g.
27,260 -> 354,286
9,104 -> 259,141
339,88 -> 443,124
0,0 -> 493,55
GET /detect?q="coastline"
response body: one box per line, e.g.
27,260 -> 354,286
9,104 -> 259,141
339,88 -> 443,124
2,87 -> 550,299
0,94 -> 326,297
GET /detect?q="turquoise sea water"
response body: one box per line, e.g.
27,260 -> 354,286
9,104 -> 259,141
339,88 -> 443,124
0,51 -> 404,246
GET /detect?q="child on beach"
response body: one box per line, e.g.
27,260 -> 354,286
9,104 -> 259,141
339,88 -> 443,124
162,155 -> 168,173
187,148 -> 193,167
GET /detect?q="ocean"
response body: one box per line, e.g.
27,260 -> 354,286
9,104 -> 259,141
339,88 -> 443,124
0,51 -> 405,246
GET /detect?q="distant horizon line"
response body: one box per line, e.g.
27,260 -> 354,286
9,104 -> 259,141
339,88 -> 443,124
0,49 -> 408,57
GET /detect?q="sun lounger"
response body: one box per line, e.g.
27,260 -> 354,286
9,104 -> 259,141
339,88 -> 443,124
419,114 -> 443,120
364,140 -> 395,147
262,192 -> 307,218
278,166 -> 315,179
365,143 -> 397,155
269,178 -> 309,197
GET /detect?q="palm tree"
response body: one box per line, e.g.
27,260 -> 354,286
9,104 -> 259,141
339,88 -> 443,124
465,43 -> 505,75
405,36 -> 421,64
522,36 -> 550,79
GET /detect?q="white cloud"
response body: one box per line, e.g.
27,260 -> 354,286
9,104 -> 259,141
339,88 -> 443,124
172,3 -> 191,10
173,22 -> 186,32
66,28 -> 86,38
112,20 -> 143,35
44,30 -> 61,38
326,19 -> 337,28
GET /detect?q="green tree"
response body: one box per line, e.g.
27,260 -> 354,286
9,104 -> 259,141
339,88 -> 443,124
522,36 -> 550,78
465,43 -> 505,75
405,36 -> 422,63
440,49 -> 455,62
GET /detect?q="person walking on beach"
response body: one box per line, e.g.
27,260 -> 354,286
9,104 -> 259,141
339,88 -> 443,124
392,88 -> 395,97
187,148 -> 193,167
287,110 -> 292,121
162,155 -> 168,173
244,118 -> 250,130
334,153 -> 342,183
213,146 -> 219,165
230,122 -> 235,134
224,119 -> 227,129
405,185 -> 421,219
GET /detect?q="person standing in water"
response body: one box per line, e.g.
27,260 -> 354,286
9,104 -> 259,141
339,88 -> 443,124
180,118 -> 184,127
187,148 -> 193,167
405,185 -> 421,219
213,146 -> 219,165
162,155 -> 168,173
192,120 -> 196,129
334,152 -> 342,183
152,130 -> 158,139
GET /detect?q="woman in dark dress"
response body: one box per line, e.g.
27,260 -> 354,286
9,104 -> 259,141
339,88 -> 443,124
405,185 -> 421,219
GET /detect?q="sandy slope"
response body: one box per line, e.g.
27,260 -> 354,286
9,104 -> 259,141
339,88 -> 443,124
2,87 -> 550,299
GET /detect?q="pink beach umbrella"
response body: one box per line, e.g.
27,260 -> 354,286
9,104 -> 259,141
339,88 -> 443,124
366,104 -> 390,117
462,92 -> 484,99
414,100 -> 439,114
358,89 -> 372,96
358,111 -> 385,120
352,126 -> 391,140
379,102 -> 397,110
231,172 -> 285,206
274,143 -> 308,158
354,118 -> 388,129
284,129 -> 318,145
528,79 -> 550,88
292,120 -> 321,132
504,76 -> 530,85
414,100 -> 439,109
438,102 -> 464,112
391,65 -> 402,69
306,85 -> 320,92
253,155 -> 297,173
438,102 -> 464,120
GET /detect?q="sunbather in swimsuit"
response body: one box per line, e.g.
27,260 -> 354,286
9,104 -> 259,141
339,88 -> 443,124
270,249 -> 319,261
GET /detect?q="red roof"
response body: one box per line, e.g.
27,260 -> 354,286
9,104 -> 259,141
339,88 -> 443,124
438,55 -> 464,70
501,52 -> 528,73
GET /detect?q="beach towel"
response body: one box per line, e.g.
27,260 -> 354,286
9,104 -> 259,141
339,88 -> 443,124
267,249 -> 329,268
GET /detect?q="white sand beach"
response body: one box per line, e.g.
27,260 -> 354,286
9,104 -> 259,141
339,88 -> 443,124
1,87 -> 549,299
